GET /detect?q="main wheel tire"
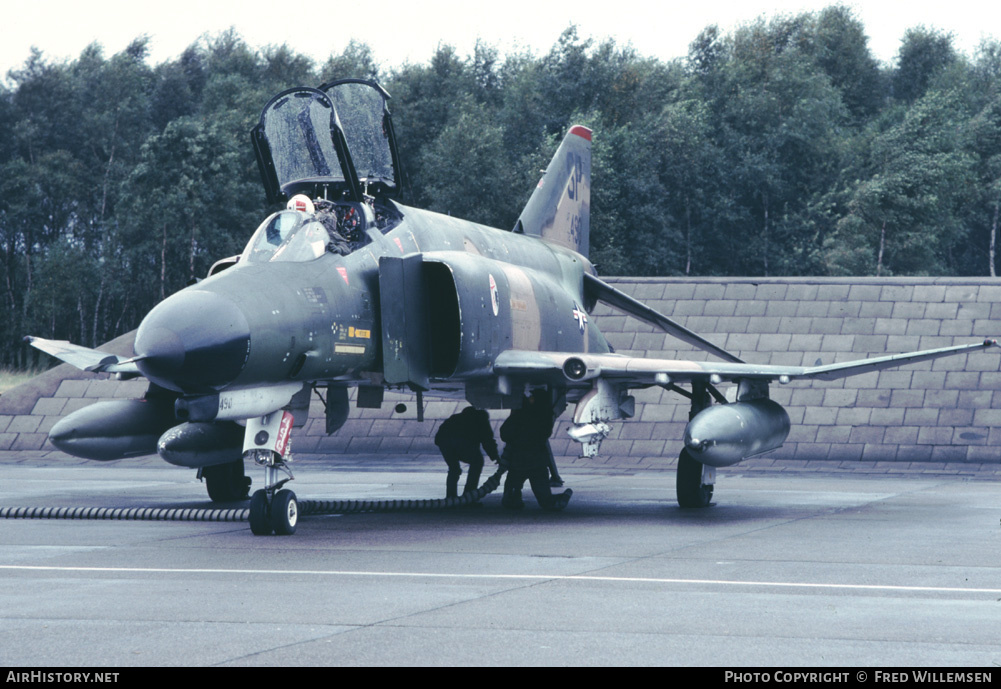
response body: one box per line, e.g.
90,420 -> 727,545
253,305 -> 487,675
203,460 -> 251,502
676,449 -> 714,508
249,490 -> 273,535
271,489 -> 298,536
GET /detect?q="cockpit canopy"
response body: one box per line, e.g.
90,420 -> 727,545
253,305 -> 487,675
239,210 -> 332,265
251,79 -> 401,205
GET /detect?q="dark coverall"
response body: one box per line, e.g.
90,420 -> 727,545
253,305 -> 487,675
316,210 -> 351,255
434,407 -> 500,499
500,395 -> 572,511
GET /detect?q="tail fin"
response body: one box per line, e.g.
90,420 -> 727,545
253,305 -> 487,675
515,125 -> 591,257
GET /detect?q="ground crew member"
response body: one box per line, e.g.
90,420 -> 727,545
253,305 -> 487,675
434,406 -> 500,499
500,391 -> 573,511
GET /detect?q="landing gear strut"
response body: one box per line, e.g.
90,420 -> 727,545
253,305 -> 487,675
676,380 -> 716,508
248,448 -> 298,535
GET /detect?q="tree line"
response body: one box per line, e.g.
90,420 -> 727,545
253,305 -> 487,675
2,6 -> 1000,367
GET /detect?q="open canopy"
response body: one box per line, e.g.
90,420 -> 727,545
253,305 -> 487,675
251,80 -> 400,205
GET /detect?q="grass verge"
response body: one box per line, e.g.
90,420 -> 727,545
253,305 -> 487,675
0,368 -> 41,395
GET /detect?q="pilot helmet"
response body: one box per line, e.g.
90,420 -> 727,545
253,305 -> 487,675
286,194 -> 315,214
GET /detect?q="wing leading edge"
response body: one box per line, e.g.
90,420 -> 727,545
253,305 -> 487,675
493,339 -> 998,387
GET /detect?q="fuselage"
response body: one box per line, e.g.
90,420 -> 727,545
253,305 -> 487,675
133,201 -> 611,403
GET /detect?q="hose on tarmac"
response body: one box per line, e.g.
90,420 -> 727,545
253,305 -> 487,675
0,467 -> 508,523
300,465 -> 506,515
0,505 -> 249,522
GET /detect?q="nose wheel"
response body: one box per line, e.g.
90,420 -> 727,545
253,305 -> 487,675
271,489 -> 298,534
249,490 -> 272,535
249,487 -> 298,535
247,448 -> 298,536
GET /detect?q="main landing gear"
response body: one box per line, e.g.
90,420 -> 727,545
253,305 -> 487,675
676,380 -> 716,508
248,448 -> 298,535
676,448 -> 714,507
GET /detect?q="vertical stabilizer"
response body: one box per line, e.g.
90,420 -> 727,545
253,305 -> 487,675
515,125 -> 591,257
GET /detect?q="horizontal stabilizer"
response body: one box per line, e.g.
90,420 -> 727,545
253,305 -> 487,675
583,274 -> 743,364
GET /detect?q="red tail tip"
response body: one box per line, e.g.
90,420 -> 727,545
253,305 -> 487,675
569,125 -> 592,141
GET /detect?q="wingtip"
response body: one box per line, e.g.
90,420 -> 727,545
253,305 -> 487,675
569,125 -> 592,141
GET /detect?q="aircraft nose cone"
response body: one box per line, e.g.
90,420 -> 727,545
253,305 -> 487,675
134,291 -> 250,393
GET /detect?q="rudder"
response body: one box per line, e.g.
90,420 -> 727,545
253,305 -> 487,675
514,125 -> 591,257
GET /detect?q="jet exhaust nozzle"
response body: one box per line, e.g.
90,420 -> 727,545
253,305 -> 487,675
683,399 -> 790,467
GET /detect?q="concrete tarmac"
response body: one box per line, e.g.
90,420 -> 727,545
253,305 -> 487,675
0,452 -> 999,667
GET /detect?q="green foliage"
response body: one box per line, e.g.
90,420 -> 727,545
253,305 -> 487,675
319,40 -> 380,84
117,116 -> 258,310
590,115 -> 674,275
828,90 -> 976,275
1,11 -> 1000,365
811,5 -> 884,119
893,27 -> 957,103
418,99 -> 519,228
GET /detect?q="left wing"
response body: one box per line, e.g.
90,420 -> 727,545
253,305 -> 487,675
496,340 -> 998,459
25,336 -> 144,378
494,339 -> 998,387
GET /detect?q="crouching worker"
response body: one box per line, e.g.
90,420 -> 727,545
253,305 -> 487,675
500,390 -> 573,511
434,407 -> 500,499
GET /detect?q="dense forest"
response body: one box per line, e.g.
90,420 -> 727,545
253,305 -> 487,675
1,6 -> 1000,366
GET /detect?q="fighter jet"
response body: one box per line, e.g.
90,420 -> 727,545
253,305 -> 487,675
27,79 -> 997,535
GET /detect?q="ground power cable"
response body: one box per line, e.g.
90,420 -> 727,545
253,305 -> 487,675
0,467 -> 509,523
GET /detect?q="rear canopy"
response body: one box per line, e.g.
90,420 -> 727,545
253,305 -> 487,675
252,79 -> 400,205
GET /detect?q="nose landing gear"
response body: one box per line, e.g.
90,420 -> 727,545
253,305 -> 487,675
248,448 -> 298,535
244,411 -> 298,536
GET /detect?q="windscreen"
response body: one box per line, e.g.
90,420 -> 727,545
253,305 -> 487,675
240,211 -> 328,264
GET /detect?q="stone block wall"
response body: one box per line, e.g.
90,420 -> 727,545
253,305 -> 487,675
588,277 -> 1000,464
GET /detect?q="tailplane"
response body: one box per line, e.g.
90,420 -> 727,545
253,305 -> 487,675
514,125 -> 591,257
